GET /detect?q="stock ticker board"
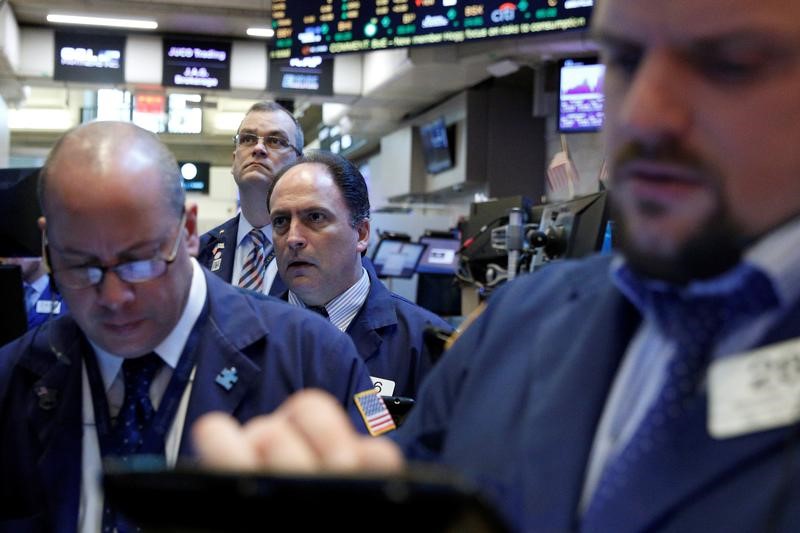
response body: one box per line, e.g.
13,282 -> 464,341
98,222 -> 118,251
269,0 -> 595,59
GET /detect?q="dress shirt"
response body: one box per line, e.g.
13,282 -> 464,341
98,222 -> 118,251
288,267 -> 370,332
79,258 -> 207,533
25,273 -> 50,311
232,213 -> 278,295
581,217 -> 800,510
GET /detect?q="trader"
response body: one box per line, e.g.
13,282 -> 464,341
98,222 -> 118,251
267,150 -> 453,399
197,101 -> 302,295
195,0 -> 800,530
0,121 -> 372,532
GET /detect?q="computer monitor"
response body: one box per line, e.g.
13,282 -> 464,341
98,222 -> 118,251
0,265 -> 27,347
536,191 -> 609,262
416,237 -> 460,275
0,168 -> 43,257
371,239 -> 426,278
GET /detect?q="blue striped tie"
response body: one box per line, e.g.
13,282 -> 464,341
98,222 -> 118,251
239,229 -> 272,291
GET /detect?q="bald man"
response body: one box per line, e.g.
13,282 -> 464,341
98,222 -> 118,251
0,121 -> 372,532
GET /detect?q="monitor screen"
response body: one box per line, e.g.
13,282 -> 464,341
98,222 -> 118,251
417,237 -> 461,275
163,38 -> 231,90
558,57 -> 605,133
268,56 -> 334,96
270,1 -> 594,59
54,31 -> 125,84
371,239 -> 426,279
178,161 -> 210,194
419,118 -> 454,175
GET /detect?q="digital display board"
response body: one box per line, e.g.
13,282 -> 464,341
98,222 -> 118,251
163,38 -> 231,90
54,31 -> 125,83
558,57 -> 604,133
178,161 -> 210,194
270,0 -> 594,59
268,55 -> 334,95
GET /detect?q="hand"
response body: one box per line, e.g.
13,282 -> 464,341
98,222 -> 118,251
192,389 -> 406,474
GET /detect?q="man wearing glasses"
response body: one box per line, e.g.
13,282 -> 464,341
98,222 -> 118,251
197,101 -> 302,296
0,121 -> 373,532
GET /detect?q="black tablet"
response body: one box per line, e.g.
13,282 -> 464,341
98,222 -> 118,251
104,464 -> 510,532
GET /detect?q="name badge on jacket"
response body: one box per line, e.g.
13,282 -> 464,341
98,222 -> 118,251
36,300 -> 62,314
370,376 -> 396,397
709,337 -> 800,439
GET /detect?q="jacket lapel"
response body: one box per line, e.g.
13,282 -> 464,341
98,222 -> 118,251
178,272 -> 265,456
522,274 -> 638,530
21,321 -> 87,532
199,218 -> 239,283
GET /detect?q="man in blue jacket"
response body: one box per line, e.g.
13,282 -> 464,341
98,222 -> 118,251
0,121 -> 373,532
193,0 -> 800,531
0,256 -> 67,330
267,150 -> 452,399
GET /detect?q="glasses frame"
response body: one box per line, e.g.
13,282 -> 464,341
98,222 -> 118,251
44,211 -> 187,290
233,133 -> 301,156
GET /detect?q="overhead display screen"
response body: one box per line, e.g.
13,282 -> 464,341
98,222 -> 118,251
268,56 -> 334,95
54,31 -> 125,83
269,0 -> 594,59
163,38 -> 231,90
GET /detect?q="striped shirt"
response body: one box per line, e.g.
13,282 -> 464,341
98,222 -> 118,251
288,267 -> 370,332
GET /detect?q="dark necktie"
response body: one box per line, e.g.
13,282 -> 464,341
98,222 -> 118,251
103,352 -> 163,533
307,305 -> 329,319
582,265 -> 779,531
239,229 -> 274,291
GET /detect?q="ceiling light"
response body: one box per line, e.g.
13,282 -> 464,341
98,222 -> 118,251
47,14 -> 158,30
247,27 -> 275,38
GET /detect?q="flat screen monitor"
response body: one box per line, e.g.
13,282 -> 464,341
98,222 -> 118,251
0,168 -> 42,257
178,161 -> 210,194
0,265 -> 26,347
419,118 -> 454,175
558,57 -> 605,133
417,237 -> 460,275
538,191 -> 609,260
163,38 -> 231,90
371,239 -> 426,279
54,31 -> 125,84
268,56 -> 334,96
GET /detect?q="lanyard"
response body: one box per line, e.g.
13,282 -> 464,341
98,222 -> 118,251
83,300 -> 209,458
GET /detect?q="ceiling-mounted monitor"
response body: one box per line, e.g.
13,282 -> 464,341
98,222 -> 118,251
558,57 -> 605,133
270,1 -> 594,59
163,38 -> 231,90
54,31 -> 125,84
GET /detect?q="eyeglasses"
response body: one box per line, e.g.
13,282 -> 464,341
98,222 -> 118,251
234,133 -> 301,155
46,212 -> 186,290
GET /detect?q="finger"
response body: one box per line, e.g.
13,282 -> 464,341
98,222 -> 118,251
192,412 -> 260,471
282,389 -> 366,471
357,437 -> 406,473
242,414 -> 323,473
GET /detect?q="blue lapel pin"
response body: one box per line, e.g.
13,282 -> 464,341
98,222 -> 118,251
215,367 -> 238,391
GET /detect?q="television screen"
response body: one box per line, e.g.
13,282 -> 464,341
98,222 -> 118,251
268,56 -> 333,96
558,57 -> 605,133
0,168 -> 42,257
178,161 -> 210,194
371,239 -> 426,279
419,118 -> 454,175
163,38 -> 231,90
54,31 -> 125,84
270,1 -> 595,59
417,237 -> 461,275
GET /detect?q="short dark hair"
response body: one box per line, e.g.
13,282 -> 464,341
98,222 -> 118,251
267,150 -> 370,228
238,100 -> 304,151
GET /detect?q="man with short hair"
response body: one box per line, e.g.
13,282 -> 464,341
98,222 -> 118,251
197,101 -> 302,295
267,151 -> 452,399
193,0 -> 800,531
0,121 -> 373,532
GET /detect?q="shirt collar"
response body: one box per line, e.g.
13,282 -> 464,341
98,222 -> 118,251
91,257 -> 208,391
288,267 -> 370,332
236,212 -> 272,247
28,272 -> 51,296
611,216 -> 800,314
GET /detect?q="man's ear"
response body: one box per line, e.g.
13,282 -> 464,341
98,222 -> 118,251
355,218 -> 370,255
184,203 -> 200,257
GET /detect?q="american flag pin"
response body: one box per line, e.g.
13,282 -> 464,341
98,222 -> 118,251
354,389 -> 396,436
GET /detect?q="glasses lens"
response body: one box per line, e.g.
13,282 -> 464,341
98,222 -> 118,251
116,259 -> 166,283
56,267 -> 102,289
237,134 -> 258,147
